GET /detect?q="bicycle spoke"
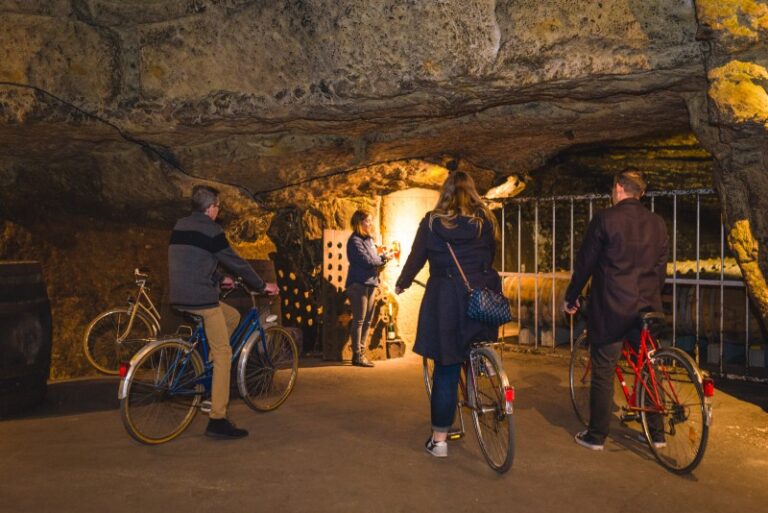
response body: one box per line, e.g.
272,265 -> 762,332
640,349 -> 708,473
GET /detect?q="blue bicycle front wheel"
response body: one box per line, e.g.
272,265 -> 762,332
237,327 -> 298,412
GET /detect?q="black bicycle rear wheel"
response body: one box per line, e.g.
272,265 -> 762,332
469,347 -> 515,473
639,348 -> 709,474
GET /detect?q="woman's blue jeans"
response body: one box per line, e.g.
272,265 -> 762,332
431,362 -> 462,432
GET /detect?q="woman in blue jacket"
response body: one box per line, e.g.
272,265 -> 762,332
346,209 -> 391,367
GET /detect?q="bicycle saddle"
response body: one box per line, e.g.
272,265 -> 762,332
640,312 -> 665,322
177,311 -> 204,325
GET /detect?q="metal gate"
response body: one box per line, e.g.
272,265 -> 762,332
498,189 -> 767,379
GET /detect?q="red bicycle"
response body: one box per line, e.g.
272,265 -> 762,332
569,311 -> 714,474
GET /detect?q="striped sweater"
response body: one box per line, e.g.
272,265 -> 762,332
168,212 -> 265,309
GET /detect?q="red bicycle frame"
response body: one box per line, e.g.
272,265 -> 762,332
615,324 -> 680,416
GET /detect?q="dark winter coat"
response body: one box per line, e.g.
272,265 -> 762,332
396,212 -> 500,365
564,198 -> 668,346
345,232 -> 387,288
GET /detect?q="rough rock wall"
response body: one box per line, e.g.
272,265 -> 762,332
0,217 -> 169,378
3,1 -> 768,373
1,0 -> 705,221
689,0 -> 768,321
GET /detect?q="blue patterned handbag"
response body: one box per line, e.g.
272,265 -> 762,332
446,243 -> 513,326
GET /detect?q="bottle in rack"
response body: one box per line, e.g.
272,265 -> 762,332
387,303 -> 396,340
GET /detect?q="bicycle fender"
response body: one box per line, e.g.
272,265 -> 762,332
117,337 -> 192,400
236,331 -> 261,399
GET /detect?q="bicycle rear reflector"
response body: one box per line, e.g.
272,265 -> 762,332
119,362 -> 130,378
504,387 -> 515,414
702,378 -> 715,398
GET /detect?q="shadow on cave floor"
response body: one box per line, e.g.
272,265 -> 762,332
2,377 -> 122,421
714,379 -> 768,413
1,357 -> 364,421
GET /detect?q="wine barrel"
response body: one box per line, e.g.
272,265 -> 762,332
673,285 -> 765,341
502,272 -> 572,328
0,261 -> 52,417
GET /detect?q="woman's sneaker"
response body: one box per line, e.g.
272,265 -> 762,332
425,437 -> 448,458
574,430 -> 604,450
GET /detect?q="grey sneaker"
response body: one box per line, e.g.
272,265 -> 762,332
425,437 -> 448,458
574,430 -> 604,451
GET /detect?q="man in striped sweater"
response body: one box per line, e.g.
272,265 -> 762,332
169,185 -> 279,439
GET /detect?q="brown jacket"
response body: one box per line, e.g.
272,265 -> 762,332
565,198 -> 668,346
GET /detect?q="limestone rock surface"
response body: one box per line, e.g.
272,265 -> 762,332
2,1 -> 768,375
1,0 -> 706,220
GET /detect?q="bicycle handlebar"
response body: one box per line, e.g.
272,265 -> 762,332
221,277 -> 278,299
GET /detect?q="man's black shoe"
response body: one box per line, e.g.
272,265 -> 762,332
574,430 -> 604,450
205,418 -> 248,439
352,355 -> 375,367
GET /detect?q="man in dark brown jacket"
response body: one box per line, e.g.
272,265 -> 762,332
564,169 -> 668,450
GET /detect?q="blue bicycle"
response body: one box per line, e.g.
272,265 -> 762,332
118,281 -> 298,444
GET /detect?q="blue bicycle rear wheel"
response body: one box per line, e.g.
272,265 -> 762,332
120,339 -> 204,444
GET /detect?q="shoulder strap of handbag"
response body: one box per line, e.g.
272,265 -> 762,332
445,242 -> 472,293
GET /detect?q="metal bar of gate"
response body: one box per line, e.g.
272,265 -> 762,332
570,198 -> 574,350
534,201 -> 539,348
696,194 -> 701,365
673,194 -> 677,347
517,204 -> 522,344
720,217 -> 725,375
552,200 -> 556,352
501,205 -> 505,274
501,205 -> 505,347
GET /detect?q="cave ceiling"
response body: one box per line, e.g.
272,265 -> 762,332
0,0 -> 710,224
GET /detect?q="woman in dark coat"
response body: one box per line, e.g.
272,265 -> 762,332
395,171 -> 501,458
346,209 -> 391,367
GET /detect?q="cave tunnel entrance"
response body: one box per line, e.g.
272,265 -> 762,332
306,131 -> 766,380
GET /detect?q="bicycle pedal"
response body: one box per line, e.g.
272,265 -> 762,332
200,400 -> 212,414
447,429 -> 464,441
620,412 -> 640,423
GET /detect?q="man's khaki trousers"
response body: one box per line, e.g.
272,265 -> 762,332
183,302 -> 240,419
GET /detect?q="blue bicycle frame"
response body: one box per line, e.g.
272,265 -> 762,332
166,306 -> 268,397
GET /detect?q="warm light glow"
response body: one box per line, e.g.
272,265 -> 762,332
381,188 -> 441,278
380,188 -> 441,345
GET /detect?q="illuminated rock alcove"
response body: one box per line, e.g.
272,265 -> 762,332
1,1 -> 767,377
